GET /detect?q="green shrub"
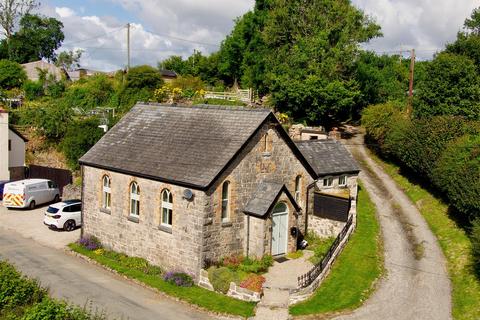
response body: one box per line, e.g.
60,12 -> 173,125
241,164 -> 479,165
0,59 -> 27,89
23,80 -> 44,100
361,101 -> 405,149
238,255 -> 273,274
432,134 -> 480,218
208,267 -> 238,294
163,272 -> 194,287
0,261 -> 46,312
126,65 -> 163,90
21,297 -> 96,320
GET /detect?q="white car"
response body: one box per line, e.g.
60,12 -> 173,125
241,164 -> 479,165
44,200 -> 82,231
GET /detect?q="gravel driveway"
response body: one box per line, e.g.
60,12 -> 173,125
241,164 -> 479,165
0,202 -> 79,249
334,134 -> 452,320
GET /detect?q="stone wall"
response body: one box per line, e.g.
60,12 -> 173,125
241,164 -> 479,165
82,166 -> 207,278
202,121 -> 314,263
62,184 -> 81,200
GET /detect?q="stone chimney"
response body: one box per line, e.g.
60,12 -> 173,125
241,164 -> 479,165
0,108 -> 9,180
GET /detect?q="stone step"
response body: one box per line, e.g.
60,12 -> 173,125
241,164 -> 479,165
258,288 -> 290,308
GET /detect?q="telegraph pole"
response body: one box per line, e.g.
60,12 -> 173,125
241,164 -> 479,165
407,48 -> 415,115
126,23 -> 131,72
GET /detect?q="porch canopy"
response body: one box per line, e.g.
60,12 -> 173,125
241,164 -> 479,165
243,181 -> 301,218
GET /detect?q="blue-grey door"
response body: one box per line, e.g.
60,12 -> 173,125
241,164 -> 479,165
271,202 -> 288,256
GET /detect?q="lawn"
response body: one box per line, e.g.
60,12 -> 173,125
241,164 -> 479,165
369,152 -> 480,320
289,183 -> 383,315
69,244 -> 256,318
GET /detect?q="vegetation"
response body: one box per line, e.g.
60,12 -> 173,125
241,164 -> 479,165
0,260 -> 103,319
69,242 -> 255,317
0,59 -> 26,89
305,233 -> 336,265
369,152 -> 480,320
290,184 -> 382,315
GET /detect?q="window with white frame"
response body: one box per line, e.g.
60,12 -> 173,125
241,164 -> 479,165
161,189 -> 173,227
294,175 -> 302,204
221,181 -> 230,222
339,175 -> 347,187
102,175 -> 111,209
129,182 -> 140,217
323,177 -> 333,187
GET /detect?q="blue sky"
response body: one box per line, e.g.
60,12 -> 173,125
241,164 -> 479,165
40,0 -> 480,71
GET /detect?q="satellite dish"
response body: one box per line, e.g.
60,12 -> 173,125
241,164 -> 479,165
183,189 -> 194,200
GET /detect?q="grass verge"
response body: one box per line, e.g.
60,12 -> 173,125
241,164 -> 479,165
68,243 -> 255,318
289,183 -> 383,316
369,152 -> 480,320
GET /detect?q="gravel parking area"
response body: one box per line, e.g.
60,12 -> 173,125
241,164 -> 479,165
0,202 -> 80,249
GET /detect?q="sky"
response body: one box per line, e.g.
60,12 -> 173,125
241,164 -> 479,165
38,0 -> 480,71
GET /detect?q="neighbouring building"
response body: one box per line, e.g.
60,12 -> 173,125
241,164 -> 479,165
289,124 -> 328,141
159,69 -> 178,83
0,109 -> 28,181
22,60 -> 66,81
79,103 -> 359,278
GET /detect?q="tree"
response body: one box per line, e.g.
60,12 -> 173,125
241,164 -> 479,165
125,65 -> 163,90
55,49 -> 82,71
0,59 -> 26,89
159,55 -> 189,75
1,14 -> 64,63
414,52 -> 480,120
446,7 -> 480,67
262,0 -> 381,122
0,0 -> 38,38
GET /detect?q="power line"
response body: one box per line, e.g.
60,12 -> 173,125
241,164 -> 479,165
62,26 -> 125,46
132,25 -> 220,48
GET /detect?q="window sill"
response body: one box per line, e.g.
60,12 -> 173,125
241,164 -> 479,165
100,207 -> 111,215
127,215 -> 139,223
221,221 -> 232,227
262,152 -> 271,158
158,225 -> 172,234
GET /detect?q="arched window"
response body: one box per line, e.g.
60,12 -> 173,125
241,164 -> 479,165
221,181 -> 230,222
294,175 -> 302,204
161,189 -> 173,227
129,182 -> 140,217
102,175 -> 111,209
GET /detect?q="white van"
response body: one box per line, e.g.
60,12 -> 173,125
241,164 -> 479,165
2,179 -> 60,209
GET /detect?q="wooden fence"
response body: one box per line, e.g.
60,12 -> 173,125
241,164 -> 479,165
28,165 -> 72,196
298,215 -> 354,288
204,89 -> 253,103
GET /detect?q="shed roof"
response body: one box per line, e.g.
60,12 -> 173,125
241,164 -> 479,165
295,140 -> 360,176
243,181 -> 300,218
160,69 -> 177,78
79,103 -> 274,189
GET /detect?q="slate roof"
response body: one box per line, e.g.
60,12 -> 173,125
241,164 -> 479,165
160,69 -> 177,78
243,181 -> 301,217
295,140 -> 360,176
79,103 -> 273,189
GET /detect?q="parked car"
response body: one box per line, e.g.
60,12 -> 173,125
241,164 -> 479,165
44,200 -> 82,231
0,180 -> 9,201
2,179 -> 60,209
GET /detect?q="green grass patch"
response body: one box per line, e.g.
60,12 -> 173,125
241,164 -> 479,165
69,244 -> 255,318
287,250 -> 304,260
305,233 -> 336,265
290,184 -> 383,315
369,152 -> 480,320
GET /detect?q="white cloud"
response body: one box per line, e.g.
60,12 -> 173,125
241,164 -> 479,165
352,0 -> 480,59
55,7 -> 75,18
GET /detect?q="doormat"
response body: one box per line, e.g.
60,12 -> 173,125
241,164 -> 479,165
274,256 -> 289,263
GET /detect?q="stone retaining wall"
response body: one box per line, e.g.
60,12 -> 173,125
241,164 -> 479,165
289,215 -> 356,305
197,269 -> 261,302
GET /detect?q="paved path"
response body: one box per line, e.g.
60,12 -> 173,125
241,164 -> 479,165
0,228 -> 215,320
334,134 -> 452,320
253,252 -> 313,320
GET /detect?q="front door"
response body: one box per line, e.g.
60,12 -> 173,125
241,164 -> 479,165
271,202 -> 288,256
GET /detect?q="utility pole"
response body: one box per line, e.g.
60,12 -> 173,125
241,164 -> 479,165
126,23 -> 131,72
407,48 -> 415,115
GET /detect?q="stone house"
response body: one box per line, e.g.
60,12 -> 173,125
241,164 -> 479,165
0,108 -> 28,181
79,103 -> 359,277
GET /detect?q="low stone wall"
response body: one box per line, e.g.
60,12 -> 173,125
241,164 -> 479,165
289,215 -> 356,305
62,184 -> 81,200
197,269 -> 261,302
308,215 -> 345,237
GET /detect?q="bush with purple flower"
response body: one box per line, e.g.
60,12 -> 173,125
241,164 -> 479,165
163,271 -> 194,287
77,236 -> 102,251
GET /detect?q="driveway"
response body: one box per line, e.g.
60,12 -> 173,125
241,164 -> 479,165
0,228 -> 215,320
0,203 -> 79,249
333,134 -> 452,320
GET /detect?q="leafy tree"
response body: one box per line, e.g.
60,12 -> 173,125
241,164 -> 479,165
414,53 -> 480,120
22,79 -> 42,100
446,7 -> 480,67
159,55 -> 189,75
0,14 -> 64,63
0,59 -> 25,88
263,0 -> 381,122
36,102 -> 72,141
55,49 -> 82,71
61,117 -> 104,170
125,65 -> 163,90
0,0 -> 38,38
